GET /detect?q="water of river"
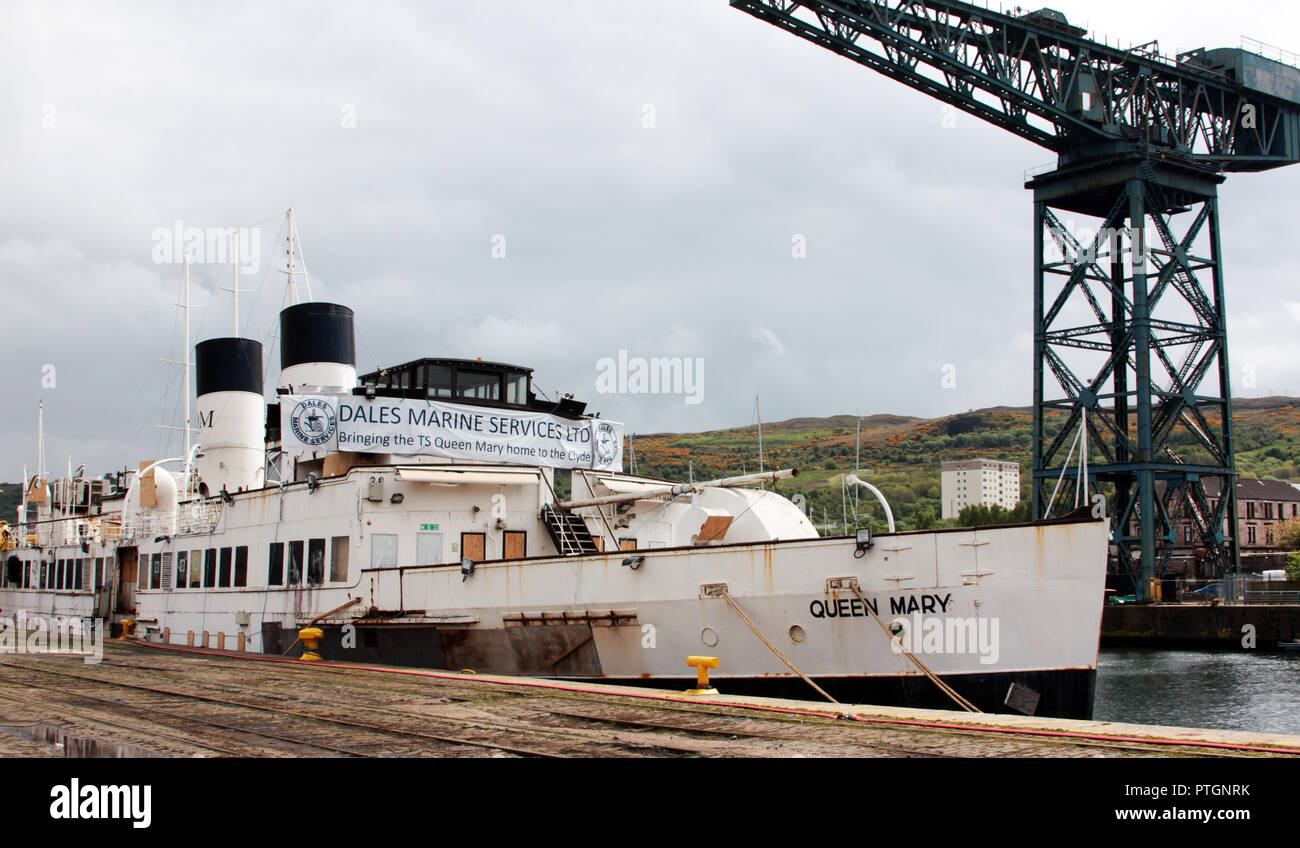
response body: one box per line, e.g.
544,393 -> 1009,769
1094,647 -> 1300,735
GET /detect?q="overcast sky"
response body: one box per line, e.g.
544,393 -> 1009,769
2,0 -> 1298,479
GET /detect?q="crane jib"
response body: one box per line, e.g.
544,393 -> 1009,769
731,0 -> 1300,169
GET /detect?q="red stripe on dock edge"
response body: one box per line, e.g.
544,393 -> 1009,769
132,640 -> 1300,756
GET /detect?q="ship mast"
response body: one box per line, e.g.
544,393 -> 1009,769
161,258 -> 197,498
220,231 -> 247,337
36,398 -> 44,483
284,208 -> 295,304
19,463 -> 27,535
184,257 -> 192,464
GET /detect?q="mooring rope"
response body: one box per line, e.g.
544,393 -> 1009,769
718,589 -> 839,704
849,584 -> 981,713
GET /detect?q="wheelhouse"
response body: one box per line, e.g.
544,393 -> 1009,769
357,357 -> 587,416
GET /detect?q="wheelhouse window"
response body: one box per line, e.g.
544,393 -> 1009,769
456,369 -> 500,400
426,364 -> 454,398
506,374 -> 528,404
176,552 -> 187,589
361,360 -> 532,407
190,550 -> 202,587
204,549 -> 217,588
150,554 -> 162,590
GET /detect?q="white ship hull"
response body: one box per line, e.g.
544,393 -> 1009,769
2,501 -> 1108,717
0,287 -> 1110,719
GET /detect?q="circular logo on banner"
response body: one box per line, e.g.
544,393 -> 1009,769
289,398 -> 337,447
594,421 -> 619,466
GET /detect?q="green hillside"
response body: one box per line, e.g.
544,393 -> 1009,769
625,397 -> 1300,534
4,397 -> 1296,536
0,484 -> 19,526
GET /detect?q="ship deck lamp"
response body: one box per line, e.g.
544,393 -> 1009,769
855,527 -> 873,556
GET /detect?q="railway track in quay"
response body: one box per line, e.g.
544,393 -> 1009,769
1,642 -> 1296,758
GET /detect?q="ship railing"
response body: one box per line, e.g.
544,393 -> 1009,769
177,499 -> 224,535
120,499 -> 223,542
15,512 -> 116,548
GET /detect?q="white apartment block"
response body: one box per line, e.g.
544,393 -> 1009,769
941,459 -> 1021,519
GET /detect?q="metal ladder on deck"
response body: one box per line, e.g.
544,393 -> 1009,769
541,504 -> 601,556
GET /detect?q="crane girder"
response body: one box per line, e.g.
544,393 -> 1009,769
732,0 -> 1300,171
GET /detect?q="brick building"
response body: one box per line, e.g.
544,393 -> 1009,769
1157,477 -> 1300,576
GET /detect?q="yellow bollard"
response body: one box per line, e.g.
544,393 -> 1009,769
163,627 -> 170,644
684,655 -> 720,696
217,632 -> 226,651
237,632 -> 246,653
299,627 -> 325,662
187,631 -> 195,647
202,630 -> 209,648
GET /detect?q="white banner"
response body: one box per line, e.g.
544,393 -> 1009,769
282,395 -> 624,472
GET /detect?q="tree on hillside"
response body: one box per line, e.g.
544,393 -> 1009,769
955,500 -> 1032,527
1277,517 -> 1300,552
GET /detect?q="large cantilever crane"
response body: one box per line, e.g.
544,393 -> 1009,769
732,1 -> 1300,599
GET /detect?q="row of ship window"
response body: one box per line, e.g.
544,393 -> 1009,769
139,547 -> 251,589
0,538 -> 351,592
3,529 -> 563,592
1,556 -> 103,591
140,539 -> 351,590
